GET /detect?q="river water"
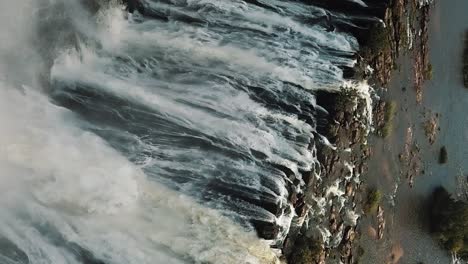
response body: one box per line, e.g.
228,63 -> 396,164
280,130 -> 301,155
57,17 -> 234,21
361,0 -> 468,263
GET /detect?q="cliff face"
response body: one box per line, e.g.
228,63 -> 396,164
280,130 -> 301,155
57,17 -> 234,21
282,90 -> 371,264
117,1 -> 432,263
280,0 -> 435,263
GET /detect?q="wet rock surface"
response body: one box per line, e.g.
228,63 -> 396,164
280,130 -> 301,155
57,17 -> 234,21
283,89 -> 371,264
398,127 -> 423,188
423,112 -> 439,145
280,0 -> 434,261
358,0 -> 433,99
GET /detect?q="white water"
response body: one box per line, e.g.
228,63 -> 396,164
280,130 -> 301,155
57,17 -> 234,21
0,1 -> 278,263
0,0 -> 373,263
0,85 -> 278,264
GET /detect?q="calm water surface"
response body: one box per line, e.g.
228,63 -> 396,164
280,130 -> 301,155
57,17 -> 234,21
361,0 -> 468,263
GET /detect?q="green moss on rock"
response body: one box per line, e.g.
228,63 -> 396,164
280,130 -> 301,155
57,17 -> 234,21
380,100 -> 397,138
425,63 -> 433,80
364,189 -> 382,215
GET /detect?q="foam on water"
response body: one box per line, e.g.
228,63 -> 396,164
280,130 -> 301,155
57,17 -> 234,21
0,0 -> 375,262
0,84 -> 279,264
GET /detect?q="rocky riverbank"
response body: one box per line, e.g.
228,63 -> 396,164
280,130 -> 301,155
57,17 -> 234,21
279,1 -> 434,263
358,0 -> 433,103
282,88 -> 371,264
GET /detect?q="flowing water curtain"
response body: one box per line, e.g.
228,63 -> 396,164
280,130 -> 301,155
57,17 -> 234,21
0,0 -> 372,263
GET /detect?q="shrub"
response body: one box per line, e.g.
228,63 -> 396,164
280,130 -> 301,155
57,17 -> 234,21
380,101 -> 397,138
288,236 -> 323,264
335,88 -> 359,110
381,122 -> 394,138
430,187 -> 468,258
425,63 -> 434,80
364,25 -> 391,54
439,146 -> 448,164
447,238 -> 464,253
384,101 -> 397,122
364,189 -> 382,214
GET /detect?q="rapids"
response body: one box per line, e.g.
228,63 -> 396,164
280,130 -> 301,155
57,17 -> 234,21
0,0 -> 374,263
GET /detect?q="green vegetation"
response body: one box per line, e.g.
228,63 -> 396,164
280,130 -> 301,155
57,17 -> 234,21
362,25 -> 391,55
425,63 -> 433,80
381,101 -> 397,138
335,88 -> 359,110
288,236 -> 323,264
430,187 -> 468,259
384,101 -> 397,124
439,146 -> 448,164
364,188 -> 382,215
353,246 -> 366,263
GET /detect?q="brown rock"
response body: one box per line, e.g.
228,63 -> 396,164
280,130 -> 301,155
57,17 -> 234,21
366,226 -> 378,239
377,206 -> 385,240
346,182 -> 354,197
387,243 -> 404,264
336,111 -> 345,122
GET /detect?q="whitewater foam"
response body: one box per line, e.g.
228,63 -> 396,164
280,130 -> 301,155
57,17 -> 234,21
0,0 -> 377,262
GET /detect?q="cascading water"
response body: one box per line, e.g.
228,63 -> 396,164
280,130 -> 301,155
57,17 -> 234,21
0,0 -> 373,263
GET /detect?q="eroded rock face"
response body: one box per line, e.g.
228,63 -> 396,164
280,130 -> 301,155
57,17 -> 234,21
112,1 -> 410,262
271,0 -> 432,261
251,220 -> 280,241
374,100 -> 387,129
282,89 -> 372,264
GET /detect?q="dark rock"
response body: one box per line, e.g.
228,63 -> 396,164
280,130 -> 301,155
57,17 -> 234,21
290,191 -> 299,205
251,220 -> 280,240
273,164 -> 296,180
295,200 -> 309,217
